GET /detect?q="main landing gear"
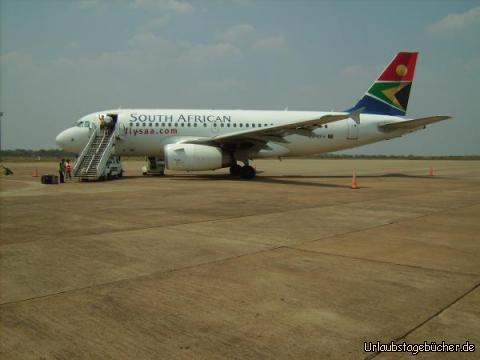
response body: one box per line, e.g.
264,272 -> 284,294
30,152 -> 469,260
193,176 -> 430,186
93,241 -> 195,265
229,163 -> 256,179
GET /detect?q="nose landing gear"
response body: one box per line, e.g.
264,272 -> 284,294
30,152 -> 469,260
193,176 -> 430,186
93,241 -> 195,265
142,157 -> 166,176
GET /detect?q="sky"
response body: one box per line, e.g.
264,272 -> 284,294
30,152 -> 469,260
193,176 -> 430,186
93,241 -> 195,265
0,0 -> 479,155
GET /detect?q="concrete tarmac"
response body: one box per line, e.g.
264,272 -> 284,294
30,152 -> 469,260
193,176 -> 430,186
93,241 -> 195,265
0,159 -> 479,359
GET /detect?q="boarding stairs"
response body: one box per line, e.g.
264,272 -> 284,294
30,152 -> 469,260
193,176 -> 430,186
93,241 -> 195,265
73,129 -> 115,180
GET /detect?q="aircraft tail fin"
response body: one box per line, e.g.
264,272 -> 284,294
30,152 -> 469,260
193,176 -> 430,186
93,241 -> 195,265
348,52 -> 418,116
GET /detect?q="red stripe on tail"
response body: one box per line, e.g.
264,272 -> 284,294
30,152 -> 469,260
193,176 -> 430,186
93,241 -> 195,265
378,52 -> 418,82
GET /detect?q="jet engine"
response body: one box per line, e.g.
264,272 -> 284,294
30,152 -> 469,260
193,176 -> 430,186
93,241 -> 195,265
164,144 -> 231,171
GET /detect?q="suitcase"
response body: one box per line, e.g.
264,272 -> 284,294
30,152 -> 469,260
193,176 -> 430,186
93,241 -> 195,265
41,174 -> 59,184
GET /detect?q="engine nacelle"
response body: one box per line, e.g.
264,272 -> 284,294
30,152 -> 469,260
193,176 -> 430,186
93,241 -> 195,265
164,144 -> 231,171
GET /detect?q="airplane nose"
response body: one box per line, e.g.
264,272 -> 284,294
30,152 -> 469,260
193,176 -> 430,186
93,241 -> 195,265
55,127 -> 90,153
56,130 -> 68,149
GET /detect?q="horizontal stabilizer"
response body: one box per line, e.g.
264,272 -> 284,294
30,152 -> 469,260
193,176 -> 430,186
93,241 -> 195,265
380,116 -> 451,131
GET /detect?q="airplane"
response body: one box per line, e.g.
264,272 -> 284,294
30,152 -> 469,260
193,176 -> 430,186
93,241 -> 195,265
56,52 -> 450,180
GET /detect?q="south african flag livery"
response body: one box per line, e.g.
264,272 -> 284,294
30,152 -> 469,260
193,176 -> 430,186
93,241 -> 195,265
349,52 -> 418,116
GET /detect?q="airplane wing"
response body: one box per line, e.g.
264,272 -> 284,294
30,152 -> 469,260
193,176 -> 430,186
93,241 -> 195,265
184,111 -> 357,146
380,116 -> 451,131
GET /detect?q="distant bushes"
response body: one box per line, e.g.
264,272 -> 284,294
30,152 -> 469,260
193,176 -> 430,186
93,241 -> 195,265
296,154 -> 480,160
0,149 -> 76,161
1,149 -> 478,161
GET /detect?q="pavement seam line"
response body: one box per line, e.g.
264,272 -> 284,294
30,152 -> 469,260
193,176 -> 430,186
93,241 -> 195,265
286,246 -> 480,277
364,282 -> 480,360
0,244 -> 285,307
3,183 -> 478,246
289,201 -> 480,267
2,199 -> 479,306
2,183 -> 479,306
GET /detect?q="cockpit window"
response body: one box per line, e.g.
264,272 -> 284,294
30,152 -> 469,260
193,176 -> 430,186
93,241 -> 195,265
73,121 -> 90,128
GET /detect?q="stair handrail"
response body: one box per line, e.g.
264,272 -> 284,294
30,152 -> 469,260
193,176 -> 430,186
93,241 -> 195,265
84,131 -> 107,176
95,132 -> 116,178
73,129 -> 97,176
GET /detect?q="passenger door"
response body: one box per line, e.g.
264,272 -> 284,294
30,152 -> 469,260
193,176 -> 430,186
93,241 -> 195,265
347,119 -> 359,140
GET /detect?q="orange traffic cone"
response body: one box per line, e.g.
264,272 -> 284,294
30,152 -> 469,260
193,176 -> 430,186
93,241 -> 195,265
428,166 -> 434,177
32,168 -> 39,177
351,170 -> 359,189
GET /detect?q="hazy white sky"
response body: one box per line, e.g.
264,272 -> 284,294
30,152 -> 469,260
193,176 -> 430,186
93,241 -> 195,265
1,0 -> 479,155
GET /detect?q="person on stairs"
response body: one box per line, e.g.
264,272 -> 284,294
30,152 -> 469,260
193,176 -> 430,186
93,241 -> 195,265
99,114 -> 113,136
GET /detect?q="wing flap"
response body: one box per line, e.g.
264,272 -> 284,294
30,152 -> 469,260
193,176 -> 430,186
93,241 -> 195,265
380,116 -> 451,131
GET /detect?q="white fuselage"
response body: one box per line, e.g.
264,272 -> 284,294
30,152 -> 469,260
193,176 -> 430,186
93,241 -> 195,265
56,109 -> 412,159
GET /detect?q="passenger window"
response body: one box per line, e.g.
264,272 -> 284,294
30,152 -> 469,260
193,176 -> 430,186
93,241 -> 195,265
136,123 -> 140,127
142,123 -> 146,127
213,123 -> 217,127
149,123 -> 152,127
204,123 -> 207,127
221,123 -> 224,127
181,123 -> 184,127
252,124 -> 255,127
227,123 -> 230,127
194,123 -> 197,127
240,124 -> 243,127
246,124 -> 249,127
233,124 -> 237,127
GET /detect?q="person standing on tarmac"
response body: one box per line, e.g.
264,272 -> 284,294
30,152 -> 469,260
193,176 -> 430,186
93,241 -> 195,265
65,159 -> 72,181
58,158 -> 66,183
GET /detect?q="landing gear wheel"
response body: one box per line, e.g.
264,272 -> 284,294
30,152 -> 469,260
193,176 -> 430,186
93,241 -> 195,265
240,165 -> 256,179
229,164 -> 242,176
